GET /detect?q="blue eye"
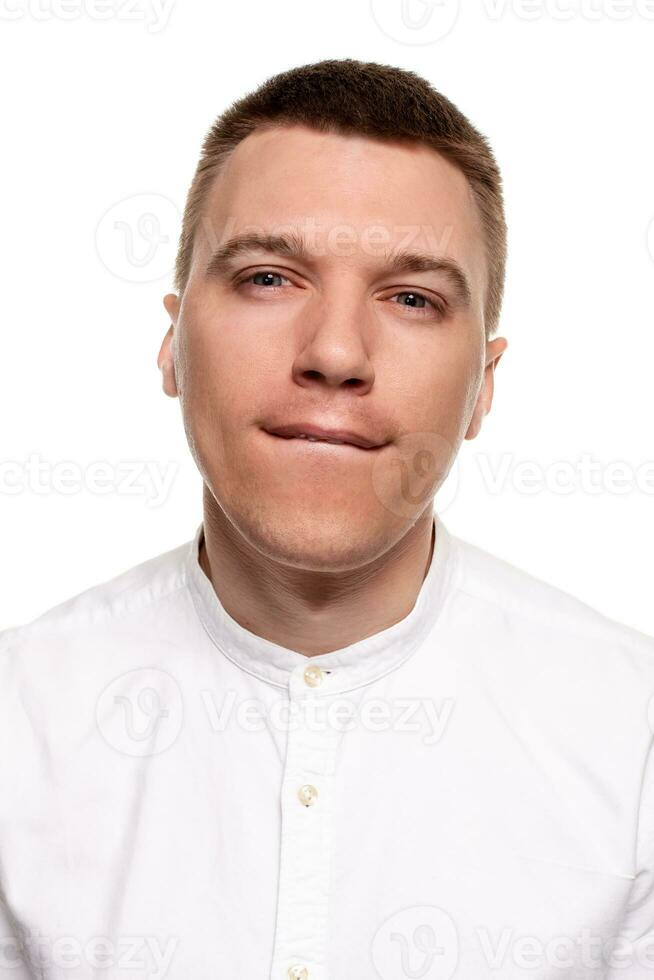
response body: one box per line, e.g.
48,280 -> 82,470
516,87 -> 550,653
391,291 -> 447,318
395,293 -> 427,309
235,272 -> 447,318
237,271 -> 289,289
250,272 -> 284,286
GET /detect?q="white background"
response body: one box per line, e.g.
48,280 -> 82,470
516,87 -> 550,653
1,0 -> 653,634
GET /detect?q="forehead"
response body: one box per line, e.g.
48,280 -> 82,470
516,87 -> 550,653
201,123 -> 487,289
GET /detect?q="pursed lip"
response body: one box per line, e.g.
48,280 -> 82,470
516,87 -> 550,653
262,422 -> 386,450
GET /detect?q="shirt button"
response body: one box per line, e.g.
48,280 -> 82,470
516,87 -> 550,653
297,784 -> 319,807
287,967 -> 309,980
303,664 -> 323,688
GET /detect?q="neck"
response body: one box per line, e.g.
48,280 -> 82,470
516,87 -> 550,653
198,491 -> 436,659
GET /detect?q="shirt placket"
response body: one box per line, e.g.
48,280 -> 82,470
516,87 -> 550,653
269,662 -> 352,980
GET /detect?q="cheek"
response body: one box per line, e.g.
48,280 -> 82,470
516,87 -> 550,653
179,316 -> 263,426
399,363 -> 472,439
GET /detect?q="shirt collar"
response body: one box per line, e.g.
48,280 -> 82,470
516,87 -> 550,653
185,511 -> 457,695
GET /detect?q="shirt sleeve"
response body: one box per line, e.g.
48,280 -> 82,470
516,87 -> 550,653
605,735 -> 654,978
0,894 -> 33,980
0,635 -> 34,979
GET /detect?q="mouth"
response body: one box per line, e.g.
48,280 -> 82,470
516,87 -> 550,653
262,427 -> 386,453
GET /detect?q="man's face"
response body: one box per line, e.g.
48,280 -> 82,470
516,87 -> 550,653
160,123 -> 506,569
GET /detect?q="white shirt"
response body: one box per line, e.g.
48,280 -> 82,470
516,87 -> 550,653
1,512 -> 654,980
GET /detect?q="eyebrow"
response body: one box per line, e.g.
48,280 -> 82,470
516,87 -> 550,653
204,231 -> 473,309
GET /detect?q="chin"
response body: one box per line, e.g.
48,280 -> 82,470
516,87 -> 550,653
229,499 -> 395,572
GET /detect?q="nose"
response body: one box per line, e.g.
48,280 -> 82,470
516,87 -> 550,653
291,294 -> 375,395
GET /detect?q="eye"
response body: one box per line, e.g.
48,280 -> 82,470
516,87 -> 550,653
235,272 -> 447,319
235,270 -> 291,290
389,291 -> 447,318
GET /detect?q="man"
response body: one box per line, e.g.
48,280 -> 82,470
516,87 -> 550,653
1,58 -> 653,980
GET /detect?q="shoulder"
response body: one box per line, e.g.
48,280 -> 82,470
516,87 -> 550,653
445,527 -> 654,681
443,528 -> 654,881
0,532 -> 196,677
0,533 -> 200,765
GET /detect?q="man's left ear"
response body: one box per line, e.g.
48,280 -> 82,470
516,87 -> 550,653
157,293 -> 180,398
464,336 -> 508,441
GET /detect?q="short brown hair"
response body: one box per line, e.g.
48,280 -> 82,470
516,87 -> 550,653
174,58 -> 507,339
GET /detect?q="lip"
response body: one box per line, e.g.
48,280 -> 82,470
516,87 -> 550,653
262,422 -> 386,450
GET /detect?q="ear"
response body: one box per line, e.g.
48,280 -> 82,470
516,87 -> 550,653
464,336 -> 508,441
158,293 -> 180,398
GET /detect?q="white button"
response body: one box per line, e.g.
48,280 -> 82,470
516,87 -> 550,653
303,664 -> 324,688
297,784 -> 319,807
287,967 -> 309,980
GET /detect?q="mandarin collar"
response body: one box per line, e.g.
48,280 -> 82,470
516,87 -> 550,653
185,512 -> 457,695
